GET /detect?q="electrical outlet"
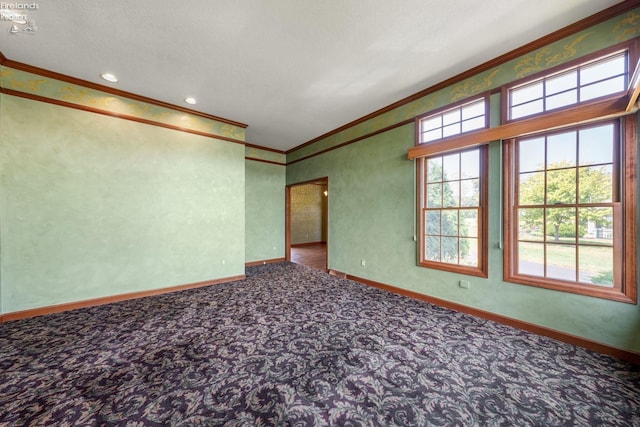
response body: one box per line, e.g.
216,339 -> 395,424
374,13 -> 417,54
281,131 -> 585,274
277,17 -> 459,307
459,280 -> 470,289
222,259 -> 226,265
361,259 -> 366,267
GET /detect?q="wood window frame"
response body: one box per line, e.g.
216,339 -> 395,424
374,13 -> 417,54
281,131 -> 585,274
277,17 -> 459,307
503,116 -> 637,303
409,41 -> 639,295
498,40 -> 639,304
417,146 -> 489,278
501,39 -> 639,125
408,96 -> 630,160
415,94 -> 490,147
408,38 -> 640,161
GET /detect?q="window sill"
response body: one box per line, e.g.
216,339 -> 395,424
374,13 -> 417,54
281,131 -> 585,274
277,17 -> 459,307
419,261 -> 488,278
503,273 -> 636,304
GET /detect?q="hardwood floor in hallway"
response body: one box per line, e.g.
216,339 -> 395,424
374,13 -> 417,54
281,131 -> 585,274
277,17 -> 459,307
290,243 -> 327,271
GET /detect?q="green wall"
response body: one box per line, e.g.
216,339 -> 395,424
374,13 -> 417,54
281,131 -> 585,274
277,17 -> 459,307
1,3 -> 638,356
0,94 -> 245,314
245,158 -> 285,263
286,112 -> 640,354
284,8 -> 640,354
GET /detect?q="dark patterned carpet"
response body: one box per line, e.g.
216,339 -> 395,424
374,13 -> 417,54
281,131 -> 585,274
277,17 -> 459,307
0,262 -> 639,426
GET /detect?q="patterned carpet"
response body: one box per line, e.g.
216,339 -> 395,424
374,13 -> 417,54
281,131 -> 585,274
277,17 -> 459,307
0,262 -> 639,426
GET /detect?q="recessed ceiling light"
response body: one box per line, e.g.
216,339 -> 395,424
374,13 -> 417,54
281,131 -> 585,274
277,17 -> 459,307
184,97 -> 197,105
100,73 -> 118,83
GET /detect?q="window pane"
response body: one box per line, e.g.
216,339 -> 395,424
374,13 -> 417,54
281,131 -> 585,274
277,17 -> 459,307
461,179 -> 479,207
442,210 -> 459,236
443,182 -> 459,207
418,98 -> 487,145
580,54 -> 625,85
511,99 -> 543,119
427,183 -> 442,208
579,124 -> 614,166
421,116 -> 442,131
460,209 -> 478,238
580,76 -> 625,101
443,123 -> 460,138
427,157 -> 443,182
546,90 -> 577,110
422,129 -> 442,143
426,236 -> 441,261
546,169 -> 577,204
511,81 -> 543,105
579,165 -> 613,203
441,237 -> 459,264
518,208 -> 544,241
547,131 -> 576,167
519,172 -> 545,205
460,237 -> 478,266
442,154 -> 460,181
546,71 -> 577,95
519,137 -> 545,172
461,100 -> 485,120
546,208 -> 576,243
579,245 -> 614,287
425,210 -> 441,235
461,116 -> 485,133
460,149 -> 480,179
508,52 -> 627,123
442,110 -> 460,126
518,242 -> 544,277
578,207 -> 614,244
546,244 -> 576,281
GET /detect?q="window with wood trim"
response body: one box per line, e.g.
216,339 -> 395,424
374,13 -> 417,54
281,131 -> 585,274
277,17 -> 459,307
506,48 -> 628,121
504,118 -> 637,303
417,97 -> 488,144
502,41 -> 638,303
418,146 -> 488,277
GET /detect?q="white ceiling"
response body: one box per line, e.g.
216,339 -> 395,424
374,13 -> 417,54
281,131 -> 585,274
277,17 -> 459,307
0,0 -> 623,152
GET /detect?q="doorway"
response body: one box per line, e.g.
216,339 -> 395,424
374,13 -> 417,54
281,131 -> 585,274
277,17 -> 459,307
286,177 -> 328,271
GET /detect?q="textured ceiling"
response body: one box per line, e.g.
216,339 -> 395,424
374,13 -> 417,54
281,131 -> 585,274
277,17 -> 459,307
0,0 -> 623,151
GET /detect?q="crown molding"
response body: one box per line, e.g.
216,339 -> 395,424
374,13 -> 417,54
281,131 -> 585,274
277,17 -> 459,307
245,156 -> 286,166
245,142 -> 286,154
0,57 -> 248,129
1,88 -> 245,145
287,0 -> 640,155
287,119 -> 413,165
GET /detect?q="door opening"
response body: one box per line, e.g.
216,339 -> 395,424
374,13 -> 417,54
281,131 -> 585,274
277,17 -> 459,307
286,177 -> 328,271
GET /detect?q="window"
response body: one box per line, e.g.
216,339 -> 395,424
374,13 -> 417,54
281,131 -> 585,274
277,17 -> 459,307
418,97 -> 487,144
504,119 -> 636,303
507,50 -> 628,120
416,96 -> 489,277
503,42 -> 637,303
418,147 -> 488,277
